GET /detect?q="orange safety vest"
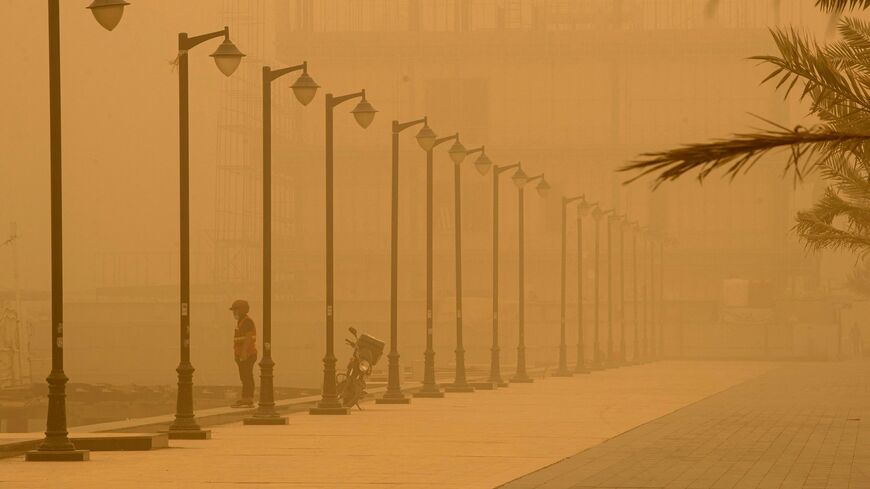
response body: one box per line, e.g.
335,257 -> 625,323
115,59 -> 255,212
233,316 -> 257,359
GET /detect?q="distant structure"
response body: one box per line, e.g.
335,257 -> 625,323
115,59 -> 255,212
269,0 -> 817,357
69,1 -> 829,386
1,222 -> 31,387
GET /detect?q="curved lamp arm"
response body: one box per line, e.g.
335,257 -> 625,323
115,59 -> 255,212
464,146 -> 485,157
496,162 -> 521,175
563,194 -> 584,206
328,89 -> 367,109
180,26 -> 228,50
266,61 -> 308,83
433,132 -> 459,149
526,173 -> 545,184
394,116 -> 427,134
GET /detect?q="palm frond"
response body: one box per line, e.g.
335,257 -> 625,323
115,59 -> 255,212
620,125 -> 870,187
819,151 -> 870,199
808,187 -> 870,231
838,17 -> 870,52
824,19 -> 870,81
752,28 -> 870,117
816,0 -> 870,12
794,210 -> 870,253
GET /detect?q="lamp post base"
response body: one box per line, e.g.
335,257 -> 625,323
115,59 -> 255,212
574,365 -> 591,374
25,449 -> 89,462
375,395 -> 411,404
243,415 -> 289,425
510,375 -> 534,383
309,406 -> 350,415
166,429 -> 211,440
471,381 -> 498,390
444,384 -> 475,393
413,389 -> 445,398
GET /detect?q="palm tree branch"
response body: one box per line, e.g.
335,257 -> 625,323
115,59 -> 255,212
620,126 -> 870,187
751,28 -> 870,115
816,0 -> 870,12
794,211 -> 870,253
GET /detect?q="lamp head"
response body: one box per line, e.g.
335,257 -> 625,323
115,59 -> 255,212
351,95 -> 377,128
577,200 -> 592,217
415,124 -> 437,151
448,139 -> 467,164
210,33 -> 245,77
535,177 -> 551,198
512,167 -> 528,188
473,151 -> 492,176
291,70 -> 319,106
87,0 -> 129,31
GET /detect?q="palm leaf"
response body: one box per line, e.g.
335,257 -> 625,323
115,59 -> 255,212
816,0 -> 870,12
819,151 -> 870,200
795,210 -> 870,253
620,125 -> 870,187
753,28 -> 870,116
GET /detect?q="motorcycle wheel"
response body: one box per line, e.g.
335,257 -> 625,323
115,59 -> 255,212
335,373 -> 348,401
341,379 -> 360,407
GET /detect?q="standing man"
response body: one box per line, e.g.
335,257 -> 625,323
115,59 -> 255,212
230,299 -> 257,408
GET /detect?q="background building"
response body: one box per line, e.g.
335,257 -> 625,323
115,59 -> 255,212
1,1 -> 846,392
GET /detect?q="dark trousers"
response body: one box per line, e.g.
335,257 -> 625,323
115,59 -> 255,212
236,355 -> 257,399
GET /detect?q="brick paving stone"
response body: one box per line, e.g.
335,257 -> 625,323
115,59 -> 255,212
501,360 -> 870,489
0,361 -> 772,489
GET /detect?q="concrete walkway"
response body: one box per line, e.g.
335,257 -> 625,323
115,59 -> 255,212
501,360 -> 870,489
0,361 -> 775,489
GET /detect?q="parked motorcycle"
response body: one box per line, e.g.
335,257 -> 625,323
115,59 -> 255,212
336,327 -> 385,409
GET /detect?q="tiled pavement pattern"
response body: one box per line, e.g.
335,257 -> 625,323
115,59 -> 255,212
0,361 -> 774,489
501,360 -> 870,489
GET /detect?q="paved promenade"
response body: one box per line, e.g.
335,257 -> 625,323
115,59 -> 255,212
502,360 -> 870,489
0,361 -> 774,489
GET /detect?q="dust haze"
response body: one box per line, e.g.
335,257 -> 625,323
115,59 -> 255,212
0,2 -> 866,486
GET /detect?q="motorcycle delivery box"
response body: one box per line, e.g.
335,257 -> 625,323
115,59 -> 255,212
357,333 -> 385,366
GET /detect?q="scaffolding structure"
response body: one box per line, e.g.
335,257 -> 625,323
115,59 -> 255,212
1,223 -> 31,387
214,0 -> 299,306
286,0 -> 804,33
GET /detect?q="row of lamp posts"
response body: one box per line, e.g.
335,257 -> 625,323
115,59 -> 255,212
27,0 -> 667,460
552,199 -> 666,379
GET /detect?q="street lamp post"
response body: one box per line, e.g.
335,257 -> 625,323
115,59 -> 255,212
510,168 -> 550,383
649,235 -> 656,361
659,238 -> 666,359
26,0 -> 130,463
589,206 -> 611,370
630,222 -> 640,364
414,132 -> 460,398
169,25 -> 244,440
605,213 -> 617,368
575,200 -> 593,374
244,62 -> 318,425
618,215 -> 627,366
555,195 -> 585,377
638,227 -> 649,363
474,162 -> 518,389
445,144 -> 492,393
376,117 -> 435,405
310,90 -> 377,415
